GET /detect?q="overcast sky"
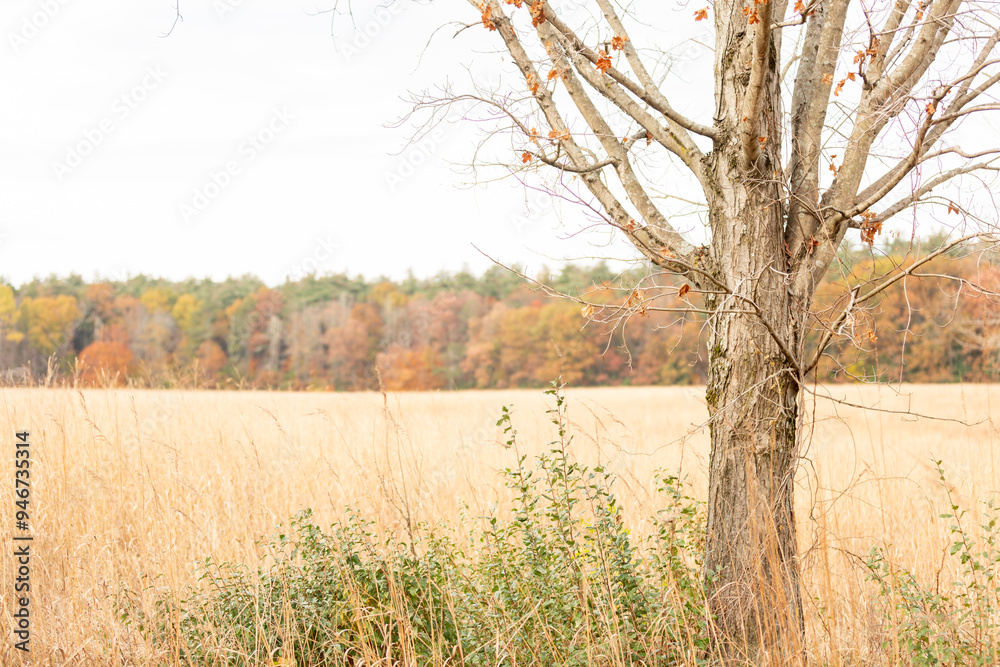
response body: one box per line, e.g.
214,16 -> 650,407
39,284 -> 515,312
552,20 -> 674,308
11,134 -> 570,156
4,0 -> 982,289
2,0 -> 677,287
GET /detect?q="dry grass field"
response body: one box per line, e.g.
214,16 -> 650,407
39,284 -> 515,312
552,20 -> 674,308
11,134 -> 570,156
0,384 -> 998,665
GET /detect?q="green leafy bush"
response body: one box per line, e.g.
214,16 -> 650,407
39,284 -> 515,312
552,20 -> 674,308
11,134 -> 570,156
127,382 -> 710,666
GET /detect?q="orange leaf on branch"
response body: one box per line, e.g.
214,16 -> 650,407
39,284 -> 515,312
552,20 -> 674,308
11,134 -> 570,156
859,210 -> 882,245
521,152 -> 532,163
479,2 -> 497,31
611,35 -> 628,50
625,289 -> 646,314
595,49 -> 613,74
529,1 -> 546,26
527,73 -> 539,95
694,7 -> 709,20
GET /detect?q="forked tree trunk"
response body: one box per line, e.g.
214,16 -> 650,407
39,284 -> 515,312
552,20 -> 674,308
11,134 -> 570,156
703,173 -> 806,663
699,0 -> 809,659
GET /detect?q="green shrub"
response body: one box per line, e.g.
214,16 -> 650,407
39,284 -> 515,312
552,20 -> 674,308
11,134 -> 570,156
126,382 -> 710,666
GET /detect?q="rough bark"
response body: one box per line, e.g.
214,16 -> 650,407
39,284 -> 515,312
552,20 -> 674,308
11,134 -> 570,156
702,159 -> 805,664
705,323 -> 803,663
704,294 -> 804,664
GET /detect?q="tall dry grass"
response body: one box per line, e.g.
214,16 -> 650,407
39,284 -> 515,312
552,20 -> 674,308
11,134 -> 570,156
0,384 -> 997,665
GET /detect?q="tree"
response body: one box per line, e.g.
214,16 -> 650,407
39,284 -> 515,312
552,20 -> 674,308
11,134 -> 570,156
78,339 -> 134,386
14,294 -> 80,362
376,345 -> 447,389
0,285 -> 18,366
172,293 -> 205,362
140,287 -> 174,314
194,339 -> 228,383
326,302 -> 384,390
413,1 -> 1000,661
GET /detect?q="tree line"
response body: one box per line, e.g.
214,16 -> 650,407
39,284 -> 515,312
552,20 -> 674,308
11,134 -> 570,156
0,241 -> 996,389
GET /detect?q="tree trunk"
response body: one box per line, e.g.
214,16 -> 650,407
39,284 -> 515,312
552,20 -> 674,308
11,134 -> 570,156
703,169 -> 805,663
705,321 -> 804,663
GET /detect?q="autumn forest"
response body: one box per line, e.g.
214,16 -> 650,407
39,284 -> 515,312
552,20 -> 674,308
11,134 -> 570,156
1,237 -> 998,390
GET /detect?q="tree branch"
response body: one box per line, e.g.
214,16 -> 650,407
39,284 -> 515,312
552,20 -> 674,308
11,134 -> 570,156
740,0 -> 774,165
545,2 -> 718,141
472,0 -> 709,282
785,0 -> 851,266
803,233 -> 979,374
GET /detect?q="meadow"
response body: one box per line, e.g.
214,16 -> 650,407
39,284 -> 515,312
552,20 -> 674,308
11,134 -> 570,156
0,384 -> 998,665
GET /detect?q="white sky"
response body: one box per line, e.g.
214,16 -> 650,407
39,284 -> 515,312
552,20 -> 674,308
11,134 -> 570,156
1,0 -> 656,287
2,0 -> 985,288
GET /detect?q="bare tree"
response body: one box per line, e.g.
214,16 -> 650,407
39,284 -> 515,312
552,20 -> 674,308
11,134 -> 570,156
406,0 -> 1000,662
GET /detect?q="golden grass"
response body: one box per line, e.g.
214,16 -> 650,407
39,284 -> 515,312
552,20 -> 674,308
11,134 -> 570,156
0,384 -> 997,665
